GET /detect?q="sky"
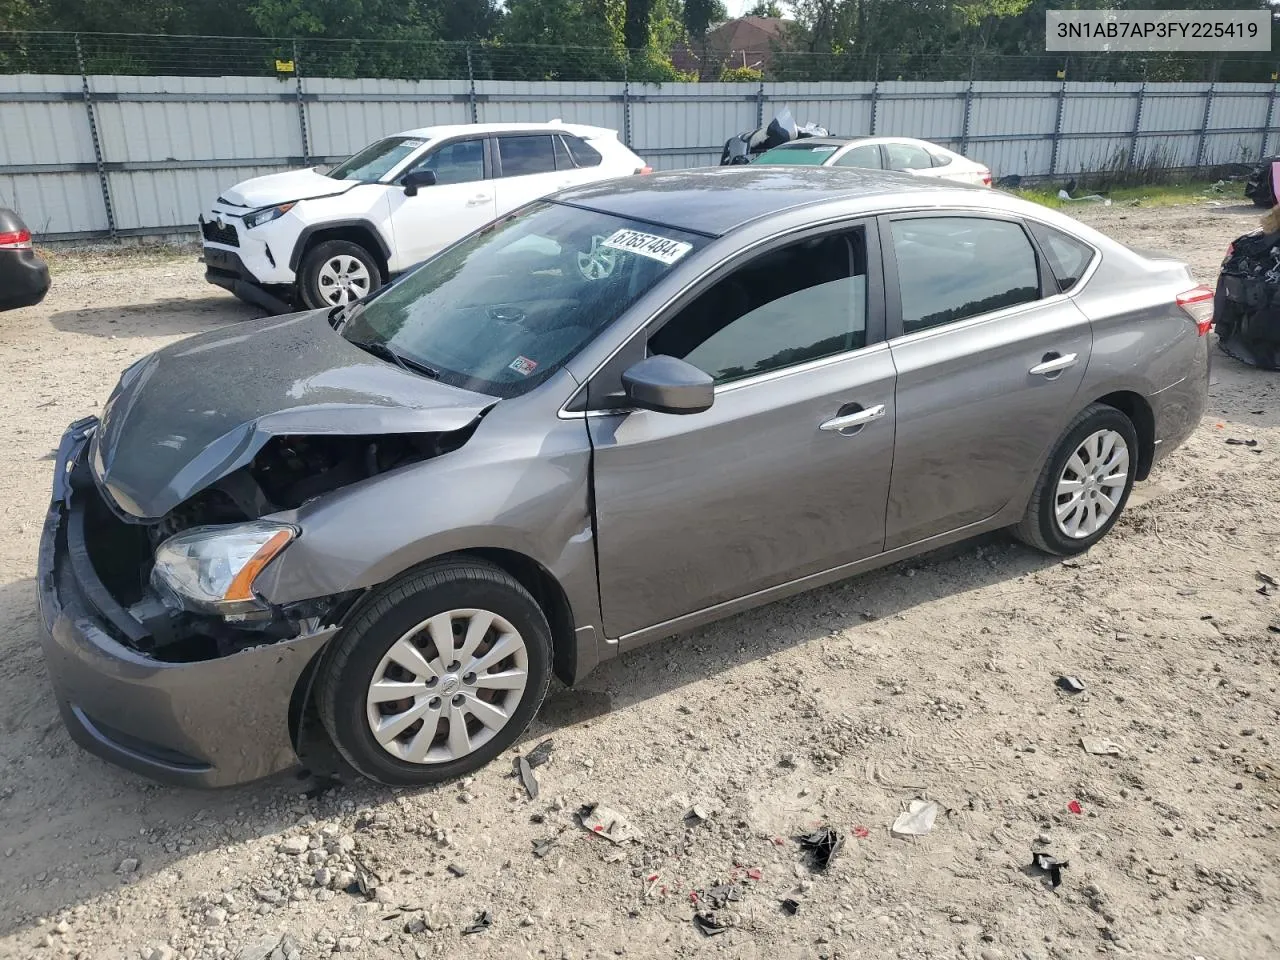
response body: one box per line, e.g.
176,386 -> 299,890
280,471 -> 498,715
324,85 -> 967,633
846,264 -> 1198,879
724,0 -> 793,17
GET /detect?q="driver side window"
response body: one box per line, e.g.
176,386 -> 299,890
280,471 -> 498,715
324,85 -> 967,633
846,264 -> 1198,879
407,139 -> 485,186
649,228 -> 869,385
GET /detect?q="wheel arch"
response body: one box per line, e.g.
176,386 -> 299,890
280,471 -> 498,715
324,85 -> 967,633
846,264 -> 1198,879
1093,390 -> 1156,480
290,220 -> 392,281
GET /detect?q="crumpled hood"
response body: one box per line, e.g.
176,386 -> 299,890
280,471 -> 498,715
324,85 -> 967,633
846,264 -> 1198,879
218,168 -> 354,208
92,311 -> 496,520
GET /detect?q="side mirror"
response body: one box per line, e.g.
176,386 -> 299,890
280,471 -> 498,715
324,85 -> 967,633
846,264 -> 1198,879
620,355 -> 714,415
403,169 -> 437,197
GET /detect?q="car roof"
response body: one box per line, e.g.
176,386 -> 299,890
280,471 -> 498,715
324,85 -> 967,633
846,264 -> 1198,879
765,137 -> 858,149
394,121 -> 615,140
555,166 -> 983,236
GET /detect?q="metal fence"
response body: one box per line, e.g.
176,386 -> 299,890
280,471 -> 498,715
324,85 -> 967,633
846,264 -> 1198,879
1,38 -> 1277,240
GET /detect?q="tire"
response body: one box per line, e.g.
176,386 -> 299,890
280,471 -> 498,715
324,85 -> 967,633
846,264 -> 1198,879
1014,403 -> 1139,556
316,557 -> 553,786
297,239 -> 382,311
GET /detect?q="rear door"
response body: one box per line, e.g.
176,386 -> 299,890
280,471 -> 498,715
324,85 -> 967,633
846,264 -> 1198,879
493,134 -> 574,212
832,142 -> 884,170
587,221 -> 897,640
883,141 -> 939,179
882,213 -> 1093,549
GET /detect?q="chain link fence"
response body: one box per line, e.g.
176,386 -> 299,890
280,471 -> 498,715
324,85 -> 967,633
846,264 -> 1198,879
2,31 -> 1278,83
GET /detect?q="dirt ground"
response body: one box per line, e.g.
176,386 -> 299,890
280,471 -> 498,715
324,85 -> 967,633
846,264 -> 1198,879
0,201 -> 1277,960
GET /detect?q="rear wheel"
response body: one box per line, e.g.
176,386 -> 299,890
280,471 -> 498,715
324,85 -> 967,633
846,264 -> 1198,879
316,558 -> 552,786
1014,404 -> 1138,556
297,240 -> 381,310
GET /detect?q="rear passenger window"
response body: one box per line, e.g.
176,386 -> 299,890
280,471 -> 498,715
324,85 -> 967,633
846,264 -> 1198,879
563,135 -> 603,167
650,229 -> 868,385
835,144 -> 882,169
884,142 -> 933,171
927,150 -> 953,167
553,136 -> 574,170
1028,221 -> 1095,291
891,217 -> 1040,335
497,136 -> 557,177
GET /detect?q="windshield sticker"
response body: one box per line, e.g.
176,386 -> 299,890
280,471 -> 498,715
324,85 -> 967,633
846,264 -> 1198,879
402,138 -> 427,148
601,229 -> 692,265
508,355 -> 539,376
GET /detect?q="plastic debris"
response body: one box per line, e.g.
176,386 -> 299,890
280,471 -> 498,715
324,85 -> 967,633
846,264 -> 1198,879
462,910 -> 492,935
684,804 -> 710,824
1067,800 -> 1083,815
1081,736 -> 1123,756
1030,852 -> 1069,888
531,838 -> 558,859
1226,437 -> 1259,446
1057,188 -> 1111,205
446,863 -> 466,878
693,911 -> 731,936
1258,571 -> 1279,588
891,800 -> 940,838
781,896 -> 801,915
577,803 -> 640,844
525,738 -> 554,768
853,826 -> 870,839
518,756 -> 539,800
1056,675 -> 1086,694
797,825 -> 844,868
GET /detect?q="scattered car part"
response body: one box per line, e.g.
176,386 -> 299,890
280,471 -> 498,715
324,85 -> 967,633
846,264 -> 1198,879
890,800 -> 940,838
1056,675 -> 1087,693
577,803 -> 639,844
0,208 -> 51,312
1080,736 -> 1123,756
1030,851 -> 1068,888
797,825 -> 844,867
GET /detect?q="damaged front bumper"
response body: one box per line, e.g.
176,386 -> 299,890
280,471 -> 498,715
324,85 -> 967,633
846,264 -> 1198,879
36,417 -> 336,788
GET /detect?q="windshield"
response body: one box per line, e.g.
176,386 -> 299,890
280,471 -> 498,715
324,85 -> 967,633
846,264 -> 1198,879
327,136 -> 427,182
341,203 -> 707,398
753,143 -> 842,166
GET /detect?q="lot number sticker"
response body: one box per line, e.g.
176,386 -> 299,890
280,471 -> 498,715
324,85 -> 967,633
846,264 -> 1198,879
601,229 -> 692,265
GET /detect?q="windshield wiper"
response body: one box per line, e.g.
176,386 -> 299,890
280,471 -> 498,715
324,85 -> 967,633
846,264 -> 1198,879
346,337 -> 441,379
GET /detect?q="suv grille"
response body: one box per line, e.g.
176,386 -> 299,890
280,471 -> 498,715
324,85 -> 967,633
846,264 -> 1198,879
201,218 -> 239,247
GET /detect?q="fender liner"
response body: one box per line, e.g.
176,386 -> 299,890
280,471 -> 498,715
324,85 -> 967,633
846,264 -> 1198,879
289,219 -> 393,272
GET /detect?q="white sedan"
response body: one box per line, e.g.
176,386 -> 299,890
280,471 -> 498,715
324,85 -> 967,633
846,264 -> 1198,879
752,136 -> 991,187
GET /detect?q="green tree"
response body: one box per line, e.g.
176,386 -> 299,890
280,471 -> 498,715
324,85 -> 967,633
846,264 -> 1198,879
745,1 -> 783,17
682,0 -> 726,37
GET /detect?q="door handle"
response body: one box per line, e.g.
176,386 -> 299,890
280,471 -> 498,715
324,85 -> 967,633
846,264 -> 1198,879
819,404 -> 886,434
1029,352 -> 1078,377
465,195 -> 491,207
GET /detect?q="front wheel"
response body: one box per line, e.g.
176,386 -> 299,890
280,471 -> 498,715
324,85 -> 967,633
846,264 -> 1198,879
297,240 -> 382,310
316,558 -> 553,786
1014,403 -> 1139,556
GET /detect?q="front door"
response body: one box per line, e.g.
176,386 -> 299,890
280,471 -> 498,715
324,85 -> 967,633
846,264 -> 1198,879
882,213 -> 1093,549
588,223 -> 897,639
386,137 -> 494,270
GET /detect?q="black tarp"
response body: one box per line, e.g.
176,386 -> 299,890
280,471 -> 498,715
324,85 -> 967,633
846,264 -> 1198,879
1215,229 -> 1280,369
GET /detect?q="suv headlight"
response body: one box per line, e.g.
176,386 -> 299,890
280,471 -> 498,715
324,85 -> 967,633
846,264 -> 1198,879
243,202 -> 296,230
151,522 -> 295,613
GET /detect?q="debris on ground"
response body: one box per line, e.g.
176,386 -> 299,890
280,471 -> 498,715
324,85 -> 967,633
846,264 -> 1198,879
1081,736 -> 1123,756
891,800 -> 940,838
1067,800 -> 1083,815
1258,571 -> 1278,588
531,837 -> 558,859
446,863 -> 467,878
697,884 -> 743,909
684,804 -> 710,825
1030,851 -> 1069,888
797,825 -> 844,868
518,756 -> 539,800
577,803 -> 640,844
853,825 -> 870,839
1057,188 -> 1111,205
780,896 -> 801,915
1056,675 -> 1086,694
462,910 -> 492,935
525,738 -> 554,768
692,911 -> 732,936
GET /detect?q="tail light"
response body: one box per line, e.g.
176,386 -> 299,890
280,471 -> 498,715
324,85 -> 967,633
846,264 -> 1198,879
0,227 -> 32,249
1176,285 -> 1214,336
979,168 -> 992,186
635,165 -> 653,175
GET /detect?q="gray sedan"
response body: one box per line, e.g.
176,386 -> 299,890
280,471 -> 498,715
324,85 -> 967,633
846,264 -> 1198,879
37,167 -> 1209,788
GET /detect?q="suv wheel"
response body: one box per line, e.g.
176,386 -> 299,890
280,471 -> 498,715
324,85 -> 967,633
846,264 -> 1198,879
297,240 -> 381,310
316,558 -> 552,786
1014,403 -> 1139,556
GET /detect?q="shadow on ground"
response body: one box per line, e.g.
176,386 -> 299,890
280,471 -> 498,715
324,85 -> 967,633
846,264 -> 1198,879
48,296 -> 262,339
0,530 -> 1059,935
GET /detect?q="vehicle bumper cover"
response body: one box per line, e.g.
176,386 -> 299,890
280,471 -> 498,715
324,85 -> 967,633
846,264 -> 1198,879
202,246 -> 294,314
37,418 -> 334,788
0,248 -> 51,311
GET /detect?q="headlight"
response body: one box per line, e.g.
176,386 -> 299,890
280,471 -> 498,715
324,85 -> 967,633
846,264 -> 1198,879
151,522 -> 295,613
242,202 -> 296,230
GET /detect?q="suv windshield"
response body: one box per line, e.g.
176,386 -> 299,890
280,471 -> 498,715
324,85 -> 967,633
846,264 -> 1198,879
341,203 -> 707,398
327,136 -> 427,182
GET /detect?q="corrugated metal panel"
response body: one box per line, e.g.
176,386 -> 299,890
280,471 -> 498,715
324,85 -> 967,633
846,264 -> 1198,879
4,74 -> 1278,238
877,82 -> 966,139
306,78 -> 471,158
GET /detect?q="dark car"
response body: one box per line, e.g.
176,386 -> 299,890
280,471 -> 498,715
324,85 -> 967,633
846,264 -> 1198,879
38,168 -> 1208,789
0,208 -> 51,312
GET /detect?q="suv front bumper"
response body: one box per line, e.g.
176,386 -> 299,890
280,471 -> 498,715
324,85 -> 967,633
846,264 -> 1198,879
36,419 -> 335,788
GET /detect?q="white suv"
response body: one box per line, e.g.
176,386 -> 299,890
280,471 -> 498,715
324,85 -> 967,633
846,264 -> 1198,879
200,121 -> 650,312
